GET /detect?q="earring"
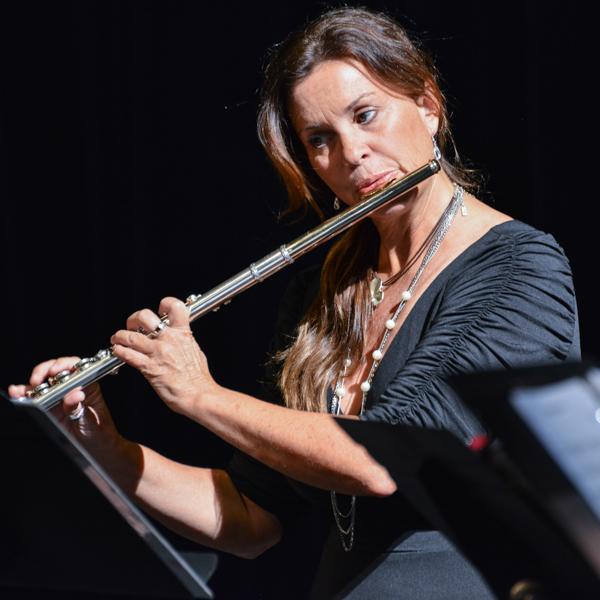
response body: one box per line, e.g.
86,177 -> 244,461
333,197 -> 341,210
432,136 -> 442,161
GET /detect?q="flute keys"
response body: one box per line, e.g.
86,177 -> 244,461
75,358 -> 93,370
56,369 -> 71,380
52,370 -> 71,385
186,294 -> 201,304
95,349 -> 110,360
33,382 -> 50,395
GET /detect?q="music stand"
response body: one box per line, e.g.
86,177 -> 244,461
336,363 -> 600,600
448,361 -> 600,596
0,389 -> 216,599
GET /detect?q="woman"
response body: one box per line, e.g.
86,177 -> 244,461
9,7 -> 579,599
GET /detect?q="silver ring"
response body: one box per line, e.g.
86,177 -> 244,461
152,321 -> 167,337
68,403 -> 85,421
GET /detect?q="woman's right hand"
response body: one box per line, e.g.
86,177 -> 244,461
8,356 -> 122,453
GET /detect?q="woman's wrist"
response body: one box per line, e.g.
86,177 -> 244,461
92,435 -> 144,494
180,381 -> 224,423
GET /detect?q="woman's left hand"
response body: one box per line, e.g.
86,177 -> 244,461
111,297 -> 218,417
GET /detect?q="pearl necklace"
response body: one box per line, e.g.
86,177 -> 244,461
329,184 -> 465,552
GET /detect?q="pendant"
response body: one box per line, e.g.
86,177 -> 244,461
369,275 -> 384,307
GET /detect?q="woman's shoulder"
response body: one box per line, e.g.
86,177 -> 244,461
458,193 -> 569,264
486,218 -> 565,245
436,217 -> 579,357
451,218 -> 572,279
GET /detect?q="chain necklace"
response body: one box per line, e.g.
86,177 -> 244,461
329,184 -> 465,552
369,186 -> 467,307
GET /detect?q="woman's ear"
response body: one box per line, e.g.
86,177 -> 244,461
415,85 -> 441,137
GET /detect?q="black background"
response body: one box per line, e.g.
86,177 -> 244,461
0,1 -> 596,597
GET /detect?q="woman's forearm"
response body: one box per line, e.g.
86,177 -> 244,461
108,300 -> 396,498
95,438 -> 282,559
185,386 -> 397,497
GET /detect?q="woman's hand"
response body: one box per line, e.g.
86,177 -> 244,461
8,357 -> 121,452
110,297 -> 218,417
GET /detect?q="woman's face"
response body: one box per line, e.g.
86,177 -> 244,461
290,59 -> 439,207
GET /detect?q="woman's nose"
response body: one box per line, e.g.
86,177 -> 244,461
338,131 -> 369,166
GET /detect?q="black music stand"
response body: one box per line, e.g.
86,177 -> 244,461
449,360 -> 600,596
0,390 -> 216,599
335,362 -> 600,599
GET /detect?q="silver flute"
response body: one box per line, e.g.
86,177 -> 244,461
17,160 -> 440,411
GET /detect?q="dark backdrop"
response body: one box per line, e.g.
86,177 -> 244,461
0,1 -> 595,598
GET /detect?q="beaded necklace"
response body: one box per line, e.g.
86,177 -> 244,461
329,184 -> 465,551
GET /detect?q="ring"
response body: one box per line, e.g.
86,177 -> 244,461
68,402 -> 85,421
151,321 -> 168,338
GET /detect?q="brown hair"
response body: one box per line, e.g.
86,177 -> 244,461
258,7 -> 474,412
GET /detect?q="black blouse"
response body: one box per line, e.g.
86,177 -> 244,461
227,219 -> 580,527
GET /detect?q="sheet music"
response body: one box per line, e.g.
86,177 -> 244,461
511,368 -> 600,521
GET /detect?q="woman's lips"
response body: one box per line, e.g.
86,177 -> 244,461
357,171 -> 397,196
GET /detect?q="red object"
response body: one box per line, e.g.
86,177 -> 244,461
468,434 -> 490,452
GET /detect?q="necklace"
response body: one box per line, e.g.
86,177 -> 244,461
329,184 -> 465,552
369,186 -> 467,307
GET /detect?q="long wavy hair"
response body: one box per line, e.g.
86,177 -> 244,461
258,7 -> 475,412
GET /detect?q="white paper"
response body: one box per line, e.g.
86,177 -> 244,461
511,368 -> 600,521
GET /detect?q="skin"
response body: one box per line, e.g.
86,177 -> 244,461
9,59 -> 510,558
291,60 -> 511,413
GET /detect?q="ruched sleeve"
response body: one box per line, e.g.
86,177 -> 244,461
360,221 -> 580,443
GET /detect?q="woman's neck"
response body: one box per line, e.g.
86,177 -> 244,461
370,173 -> 457,278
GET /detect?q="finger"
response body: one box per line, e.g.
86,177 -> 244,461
126,310 -> 142,331
112,343 -> 152,371
158,297 -> 190,329
48,356 -> 81,376
30,356 -> 81,386
111,329 -> 155,354
30,359 -> 58,386
62,388 -> 86,412
8,384 -> 29,398
126,308 -> 161,333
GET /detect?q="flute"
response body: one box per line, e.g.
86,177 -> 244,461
15,160 -> 440,411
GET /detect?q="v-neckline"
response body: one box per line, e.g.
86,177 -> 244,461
327,219 -> 522,413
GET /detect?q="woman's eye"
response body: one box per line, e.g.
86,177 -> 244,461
308,134 -> 328,149
356,109 -> 376,125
